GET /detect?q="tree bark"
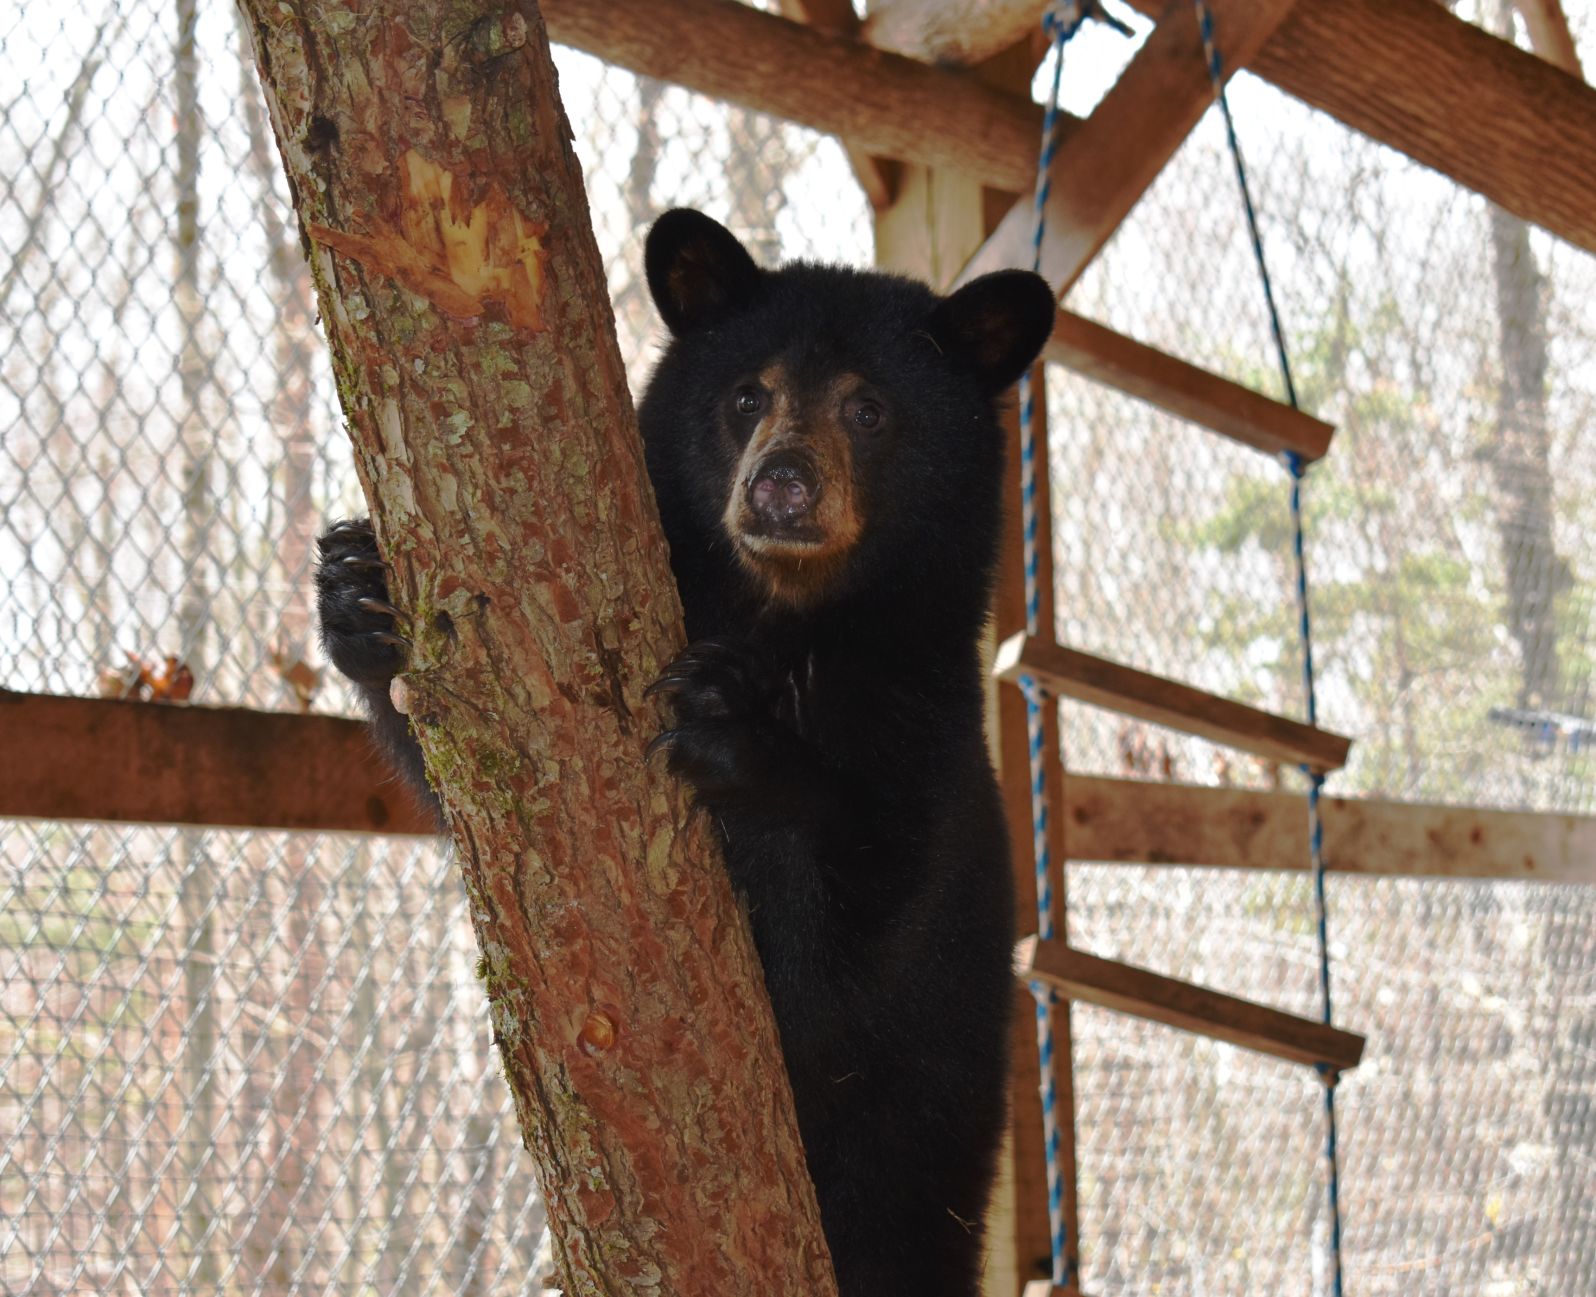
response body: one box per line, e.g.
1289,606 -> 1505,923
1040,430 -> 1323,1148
234,4 -> 836,1296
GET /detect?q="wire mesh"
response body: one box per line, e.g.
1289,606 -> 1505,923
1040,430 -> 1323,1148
1053,3 -> 1596,1294
0,1 -> 868,1291
1,825 -> 542,1296
1,0 -> 1593,1294
1054,3 -> 1596,815
1068,868 -> 1596,1296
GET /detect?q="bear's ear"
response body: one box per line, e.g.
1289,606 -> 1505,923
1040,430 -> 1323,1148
645,209 -> 765,336
926,270 -> 1056,395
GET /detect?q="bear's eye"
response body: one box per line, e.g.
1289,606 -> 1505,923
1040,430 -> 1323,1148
734,386 -> 765,417
850,400 -> 883,430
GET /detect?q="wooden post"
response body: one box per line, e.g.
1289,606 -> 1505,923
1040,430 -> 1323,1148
233,4 -> 837,1295
1515,0 -> 1583,76
875,42 -> 1080,1296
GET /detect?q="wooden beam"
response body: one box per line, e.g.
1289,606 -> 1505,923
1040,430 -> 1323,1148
777,0 -> 858,38
0,690 -> 434,836
776,0 -> 899,207
957,0 -> 1298,294
1515,0 -> 1583,77
546,0 -> 1596,260
989,281 -> 1082,1297
541,0 -> 1056,193
863,0 -> 1050,67
1118,0 -> 1596,256
1061,775 -> 1596,884
9,697 -> 1585,885
994,633 -> 1352,772
1045,307 -> 1334,461
1020,937 -> 1367,1074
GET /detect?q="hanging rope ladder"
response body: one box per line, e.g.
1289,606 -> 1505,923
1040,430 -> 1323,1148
1008,4 -> 1360,1294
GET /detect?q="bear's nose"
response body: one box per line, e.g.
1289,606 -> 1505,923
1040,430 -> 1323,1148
748,451 -> 820,528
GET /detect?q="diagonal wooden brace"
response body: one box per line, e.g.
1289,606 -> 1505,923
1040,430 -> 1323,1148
955,0 -> 1300,295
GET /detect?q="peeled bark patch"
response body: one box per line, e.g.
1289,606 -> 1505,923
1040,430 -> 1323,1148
307,149 -> 550,329
235,2 -> 838,1294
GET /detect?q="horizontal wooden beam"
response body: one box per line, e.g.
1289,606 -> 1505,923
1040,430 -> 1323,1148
0,690 -> 434,836
1020,937 -> 1366,1074
958,0 -> 1298,295
1120,0 -> 1596,256
541,0 -> 1055,194
994,633 -> 1352,772
10,698 -> 1586,886
545,0 -> 1596,261
1045,307 -> 1334,461
1063,775 -> 1596,884
1022,1285 -> 1093,1297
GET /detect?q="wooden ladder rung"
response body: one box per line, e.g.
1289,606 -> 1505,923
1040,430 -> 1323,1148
993,633 -> 1352,773
1019,938 -> 1366,1075
1045,309 -> 1335,463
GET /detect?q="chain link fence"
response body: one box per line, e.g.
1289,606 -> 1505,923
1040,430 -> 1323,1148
2,0 -> 1592,1294
0,3 -> 868,1292
1051,4 -> 1595,1293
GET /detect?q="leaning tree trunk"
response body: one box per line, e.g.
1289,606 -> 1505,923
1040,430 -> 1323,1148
1484,1 -> 1573,710
235,5 -> 837,1295
1496,9 -> 1593,1289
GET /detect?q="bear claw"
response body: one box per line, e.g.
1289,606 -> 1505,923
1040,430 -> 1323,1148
315,517 -> 410,688
357,596 -> 407,621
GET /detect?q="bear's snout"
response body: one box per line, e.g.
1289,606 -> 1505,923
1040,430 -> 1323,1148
747,451 -> 820,533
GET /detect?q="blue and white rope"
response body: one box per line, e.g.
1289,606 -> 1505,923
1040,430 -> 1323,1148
1192,3 -> 1345,1293
1018,4 -> 1088,1287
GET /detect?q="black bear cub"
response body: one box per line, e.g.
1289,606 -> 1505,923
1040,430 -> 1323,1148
317,210 -> 1054,1297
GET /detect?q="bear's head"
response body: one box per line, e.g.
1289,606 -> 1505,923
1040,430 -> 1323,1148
638,209 -> 1054,623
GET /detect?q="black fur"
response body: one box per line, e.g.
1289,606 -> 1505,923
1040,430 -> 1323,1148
314,519 -> 440,820
315,210 -> 1054,1297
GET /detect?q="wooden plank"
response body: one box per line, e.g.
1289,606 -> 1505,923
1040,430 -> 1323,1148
956,0 -> 1298,294
1022,1285 -> 1094,1297
1118,0 -> 1596,256
994,633 -> 1352,772
863,0 -> 1050,67
0,690 -> 434,836
1045,307 -> 1334,462
10,699 -> 1584,885
541,0 -> 1058,193
1020,937 -> 1367,1074
1061,775 -> 1596,884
